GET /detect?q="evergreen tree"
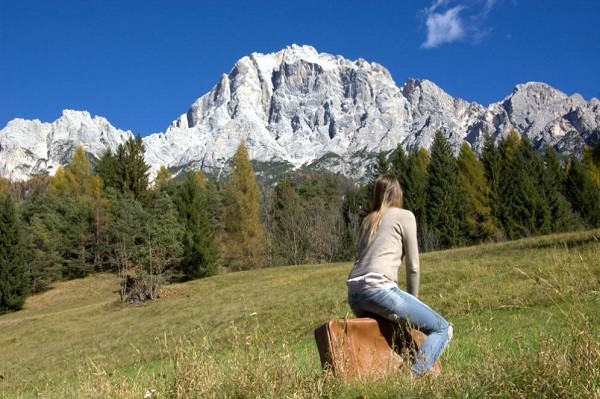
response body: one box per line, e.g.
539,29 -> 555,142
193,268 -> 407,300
222,142 -> 268,270
175,172 -> 218,279
0,194 -> 28,313
542,147 -> 583,232
204,176 -> 224,235
457,142 -> 495,243
498,131 -> 521,236
374,152 -> 390,176
86,174 -> 110,268
406,148 -> 430,241
106,192 -> 148,302
338,184 -> 364,262
565,157 -> 600,228
361,152 -> 391,214
21,191 -> 94,279
22,214 -> 62,292
389,146 -> 431,248
96,149 -> 118,190
97,136 -> 149,201
48,146 -> 109,268
390,145 -> 409,186
142,192 -> 184,298
426,131 -> 467,249
502,137 -> 551,238
481,134 -> 503,233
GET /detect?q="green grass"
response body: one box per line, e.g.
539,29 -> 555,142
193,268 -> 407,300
1,230 -> 599,398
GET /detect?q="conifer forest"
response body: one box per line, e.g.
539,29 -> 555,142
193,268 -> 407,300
1,131 -> 600,313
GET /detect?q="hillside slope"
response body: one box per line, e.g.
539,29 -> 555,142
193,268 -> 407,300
1,230 -> 599,398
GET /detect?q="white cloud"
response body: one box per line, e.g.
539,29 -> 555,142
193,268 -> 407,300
420,0 -> 500,49
421,6 -> 465,49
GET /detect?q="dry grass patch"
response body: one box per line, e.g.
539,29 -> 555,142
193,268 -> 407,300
0,229 -> 598,398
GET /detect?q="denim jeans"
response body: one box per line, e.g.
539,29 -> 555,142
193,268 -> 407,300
348,286 -> 452,375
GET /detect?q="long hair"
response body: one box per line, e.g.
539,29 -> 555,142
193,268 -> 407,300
359,174 -> 404,247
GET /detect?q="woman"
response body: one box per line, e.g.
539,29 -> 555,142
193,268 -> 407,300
347,174 -> 452,376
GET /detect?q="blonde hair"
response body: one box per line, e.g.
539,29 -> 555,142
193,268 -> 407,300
359,174 -> 403,247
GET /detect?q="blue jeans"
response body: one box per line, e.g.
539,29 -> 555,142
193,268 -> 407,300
348,286 -> 452,375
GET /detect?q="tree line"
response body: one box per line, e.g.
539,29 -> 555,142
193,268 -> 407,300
1,130 -> 599,313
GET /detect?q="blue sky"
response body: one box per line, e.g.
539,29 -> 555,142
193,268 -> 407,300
1,0 -> 598,136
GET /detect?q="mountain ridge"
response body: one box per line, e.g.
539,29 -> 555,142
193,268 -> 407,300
1,44 -> 598,182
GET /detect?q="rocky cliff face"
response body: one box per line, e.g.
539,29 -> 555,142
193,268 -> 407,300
0,110 -> 132,181
143,45 -> 413,178
1,45 -> 598,182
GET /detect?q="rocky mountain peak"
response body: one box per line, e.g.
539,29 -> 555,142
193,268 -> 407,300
1,46 -> 599,182
0,109 -> 132,181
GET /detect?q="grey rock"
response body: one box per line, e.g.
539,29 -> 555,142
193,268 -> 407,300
1,45 -> 598,182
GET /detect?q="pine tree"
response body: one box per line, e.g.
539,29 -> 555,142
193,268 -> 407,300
502,137 -> 551,238
361,152 -> 391,214
48,147 -> 109,268
222,142 -> 268,270
565,157 -> 600,228
457,142 -> 495,243
86,174 -> 110,268
0,194 -> 28,313
374,152 -> 390,176
406,148 -> 430,237
97,136 -> 149,201
106,192 -> 148,302
338,184 -> 364,262
96,149 -> 118,190
426,131 -> 466,249
22,190 -> 94,279
542,147 -> 583,232
22,213 -> 62,292
390,145 -> 409,186
483,130 -> 523,239
175,172 -> 218,279
481,134 -> 503,232
142,192 -> 184,297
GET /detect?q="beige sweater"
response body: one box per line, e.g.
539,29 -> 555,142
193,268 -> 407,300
348,207 -> 420,298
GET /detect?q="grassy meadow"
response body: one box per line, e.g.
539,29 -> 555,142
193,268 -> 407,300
0,229 -> 599,398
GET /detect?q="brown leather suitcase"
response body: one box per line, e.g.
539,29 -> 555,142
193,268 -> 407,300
314,317 -> 441,379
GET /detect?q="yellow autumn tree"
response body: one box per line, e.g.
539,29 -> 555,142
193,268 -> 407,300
0,177 -> 11,196
47,166 -> 69,196
154,166 -> 174,191
221,141 -> 267,270
457,142 -> 495,243
583,141 -> 600,186
48,146 -> 93,197
48,146 -> 110,267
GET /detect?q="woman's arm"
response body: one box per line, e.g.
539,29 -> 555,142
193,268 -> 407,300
402,211 -> 420,298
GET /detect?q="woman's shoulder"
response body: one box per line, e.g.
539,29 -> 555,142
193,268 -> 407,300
385,207 -> 415,219
383,207 -> 416,224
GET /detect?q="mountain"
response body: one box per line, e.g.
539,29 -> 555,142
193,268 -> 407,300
0,110 -> 132,181
1,45 -> 599,182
